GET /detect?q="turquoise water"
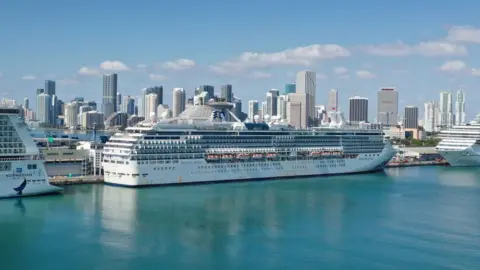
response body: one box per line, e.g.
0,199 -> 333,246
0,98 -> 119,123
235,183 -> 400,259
1,166 -> 480,270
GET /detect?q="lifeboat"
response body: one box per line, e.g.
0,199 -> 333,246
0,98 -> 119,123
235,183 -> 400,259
266,153 -> 278,159
222,154 -> 234,160
252,153 -> 264,159
237,153 -> 250,160
207,155 -> 219,161
310,151 -> 322,157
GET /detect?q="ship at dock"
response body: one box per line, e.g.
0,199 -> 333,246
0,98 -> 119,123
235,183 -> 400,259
102,102 -> 397,187
0,106 -> 62,198
436,113 -> 480,166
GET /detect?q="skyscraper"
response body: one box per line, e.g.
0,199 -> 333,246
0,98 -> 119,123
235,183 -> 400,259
172,88 -> 186,117
36,93 -> 52,125
327,89 -> 338,112
377,88 -> 398,126
424,101 -> 439,132
277,95 -> 288,120
404,106 -> 419,129
220,84 -> 233,102
455,89 -> 466,125
248,100 -> 259,120
102,73 -> 118,118
199,85 -> 214,101
349,96 -> 368,123
439,91 -> 453,128
284,83 -> 296,94
23,97 -> 29,110
140,86 -> 163,117
296,71 -> 316,127
144,93 -> 158,122
266,89 -> 279,116
123,96 -> 135,115
44,80 -> 56,96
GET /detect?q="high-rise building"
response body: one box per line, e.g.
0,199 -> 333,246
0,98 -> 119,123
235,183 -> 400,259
287,93 -> 307,128
140,86 -> 163,117
404,106 -> 419,129
36,93 -> 52,125
327,89 -> 338,112
296,71 -> 316,127
261,101 -> 267,119
199,85 -> 214,101
349,96 -> 368,123
23,97 -> 29,110
424,101 -> 439,132
36,88 -> 44,95
123,96 -> 135,115
284,83 -> 296,94
117,92 -> 122,108
64,102 -> 79,128
172,88 -> 186,117
377,88 -> 398,126
144,93 -> 158,122
277,95 -> 288,120
439,91 -> 453,128
248,100 -> 259,120
102,73 -> 118,118
220,84 -> 233,102
44,80 -> 56,96
233,97 -> 242,119
266,89 -> 279,117
455,89 -> 466,125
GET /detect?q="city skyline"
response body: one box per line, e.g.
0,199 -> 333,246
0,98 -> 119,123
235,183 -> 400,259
1,1 -> 480,119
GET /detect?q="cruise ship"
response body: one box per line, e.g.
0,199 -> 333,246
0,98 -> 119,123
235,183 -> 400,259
102,102 -> 397,187
436,113 -> 480,166
0,106 -> 62,198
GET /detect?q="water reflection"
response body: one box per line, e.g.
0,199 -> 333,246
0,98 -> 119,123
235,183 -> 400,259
91,176 -> 393,268
14,199 -> 25,215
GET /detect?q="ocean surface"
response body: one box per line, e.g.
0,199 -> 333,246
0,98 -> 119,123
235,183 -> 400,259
1,166 -> 480,270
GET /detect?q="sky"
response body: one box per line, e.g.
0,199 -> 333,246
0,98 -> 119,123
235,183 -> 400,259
1,0 -> 480,120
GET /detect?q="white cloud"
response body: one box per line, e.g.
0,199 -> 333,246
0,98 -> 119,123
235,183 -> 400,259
334,67 -> 348,74
21,75 -> 36,80
361,41 -> 467,56
446,26 -> 480,44
210,44 -> 350,74
149,74 -> 167,81
356,70 -> 376,79
250,71 -> 271,78
78,66 -> 101,76
471,68 -> 480,76
439,60 -> 466,72
161,59 -> 195,71
100,60 -> 130,71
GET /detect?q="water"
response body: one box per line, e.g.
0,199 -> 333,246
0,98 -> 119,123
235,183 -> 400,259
1,166 -> 480,270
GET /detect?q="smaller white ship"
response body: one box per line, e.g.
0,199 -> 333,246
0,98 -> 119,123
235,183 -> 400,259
436,113 -> 480,166
0,106 -> 62,198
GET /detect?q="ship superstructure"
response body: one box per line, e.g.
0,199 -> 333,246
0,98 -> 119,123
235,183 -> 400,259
436,113 -> 480,166
102,102 -> 396,187
0,106 -> 62,198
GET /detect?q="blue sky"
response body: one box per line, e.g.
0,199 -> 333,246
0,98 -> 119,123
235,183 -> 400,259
1,0 -> 480,120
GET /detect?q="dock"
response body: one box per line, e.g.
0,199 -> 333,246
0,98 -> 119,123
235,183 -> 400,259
49,175 -> 104,186
386,160 -> 449,168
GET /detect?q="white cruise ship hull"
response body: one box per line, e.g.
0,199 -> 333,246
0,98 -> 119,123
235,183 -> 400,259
0,160 -> 62,199
437,147 -> 480,167
104,144 -> 396,187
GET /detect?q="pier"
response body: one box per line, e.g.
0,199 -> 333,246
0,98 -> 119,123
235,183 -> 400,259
49,175 -> 104,186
